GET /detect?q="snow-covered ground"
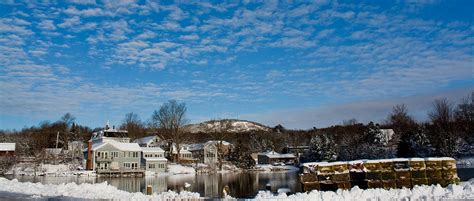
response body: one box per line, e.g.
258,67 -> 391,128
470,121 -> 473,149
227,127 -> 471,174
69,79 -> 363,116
254,164 -> 300,172
256,179 -> 474,200
6,163 -> 96,177
167,164 -> 196,174
0,177 -> 201,200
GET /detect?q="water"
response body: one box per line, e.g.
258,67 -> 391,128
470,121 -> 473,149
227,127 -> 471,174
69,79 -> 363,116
4,171 -> 302,199
3,168 -> 473,199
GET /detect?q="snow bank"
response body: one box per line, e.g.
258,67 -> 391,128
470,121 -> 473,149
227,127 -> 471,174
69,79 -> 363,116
0,177 -> 201,200
168,164 -> 196,174
6,163 -> 96,177
255,179 -> 474,201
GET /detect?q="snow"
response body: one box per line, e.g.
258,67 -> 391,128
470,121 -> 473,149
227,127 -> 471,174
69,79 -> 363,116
5,163 -> 96,177
254,165 -> 299,172
0,177 -> 201,200
144,158 -> 168,162
255,179 -> 474,200
106,141 -> 142,151
0,143 -> 15,151
133,135 -> 158,145
259,151 -> 296,159
141,146 -> 165,153
167,164 -> 195,174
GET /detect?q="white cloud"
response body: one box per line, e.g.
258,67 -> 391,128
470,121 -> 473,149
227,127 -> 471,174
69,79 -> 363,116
68,0 -> 96,5
180,34 -> 200,41
37,20 -> 56,31
58,16 -> 81,28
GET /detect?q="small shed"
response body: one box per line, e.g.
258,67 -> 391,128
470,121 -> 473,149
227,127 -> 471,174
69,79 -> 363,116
0,143 -> 15,157
257,151 -> 296,165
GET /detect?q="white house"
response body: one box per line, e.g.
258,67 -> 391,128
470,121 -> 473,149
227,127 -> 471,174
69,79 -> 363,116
141,147 -> 167,173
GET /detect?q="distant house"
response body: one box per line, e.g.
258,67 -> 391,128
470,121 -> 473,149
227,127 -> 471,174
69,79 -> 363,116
133,135 -> 163,147
284,145 -> 310,163
187,141 -> 232,165
141,147 -> 167,173
257,151 -> 296,165
171,144 -> 195,163
68,141 -> 85,160
0,143 -> 15,157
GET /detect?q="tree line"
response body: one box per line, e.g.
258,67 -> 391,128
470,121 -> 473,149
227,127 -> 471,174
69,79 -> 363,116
0,92 -> 472,165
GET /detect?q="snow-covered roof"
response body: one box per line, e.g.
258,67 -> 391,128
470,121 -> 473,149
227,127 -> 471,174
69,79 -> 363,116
91,141 -> 141,151
259,151 -> 296,158
144,158 -> 168,162
141,147 -> 165,153
0,143 -> 15,151
133,135 -> 158,145
186,140 -> 231,151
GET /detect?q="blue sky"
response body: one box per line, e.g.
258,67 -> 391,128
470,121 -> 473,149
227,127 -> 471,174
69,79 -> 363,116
0,0 -> 473,130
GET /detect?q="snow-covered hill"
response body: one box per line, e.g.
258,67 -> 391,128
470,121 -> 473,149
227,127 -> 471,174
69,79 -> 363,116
185,119 -> 271,133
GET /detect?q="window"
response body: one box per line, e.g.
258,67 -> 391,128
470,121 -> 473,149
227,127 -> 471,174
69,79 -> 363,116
149,164 -> 155,169
111,152 -> 119,158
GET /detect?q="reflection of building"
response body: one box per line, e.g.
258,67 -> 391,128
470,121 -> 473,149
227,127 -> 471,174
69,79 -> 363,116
257,151 -> 296,165
187,141 -> 232,166
141,147 -> 167,173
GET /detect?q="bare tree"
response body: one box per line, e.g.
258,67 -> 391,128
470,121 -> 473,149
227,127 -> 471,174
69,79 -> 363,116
151,100 -> 189,163
60,113 -> 76,129
428,98 -> 459,157
120,112 -> 146,139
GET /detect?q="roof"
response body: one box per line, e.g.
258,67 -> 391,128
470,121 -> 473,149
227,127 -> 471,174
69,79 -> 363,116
0,143 -> 15,151
133,135 -> 157,145
144,157 -> 168,162
259,151 -> 296,158
141,147 -> 165,153
92,141 -> 141,151
187,140 -> 231,151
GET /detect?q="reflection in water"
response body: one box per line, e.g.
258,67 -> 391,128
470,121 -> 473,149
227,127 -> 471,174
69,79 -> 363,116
5,171 -> 301,198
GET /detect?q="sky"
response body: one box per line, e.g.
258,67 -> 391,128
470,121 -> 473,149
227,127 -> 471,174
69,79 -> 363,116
0,0 -> 473,130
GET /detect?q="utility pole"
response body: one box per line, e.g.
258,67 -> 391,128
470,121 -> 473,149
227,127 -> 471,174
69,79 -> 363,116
55,131 -> 59,165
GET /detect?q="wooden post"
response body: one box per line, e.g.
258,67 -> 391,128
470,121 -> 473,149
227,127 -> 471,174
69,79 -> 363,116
146,185 -> 152,195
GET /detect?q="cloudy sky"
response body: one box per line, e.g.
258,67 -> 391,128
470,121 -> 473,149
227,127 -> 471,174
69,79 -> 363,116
0,0 -> 473,130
